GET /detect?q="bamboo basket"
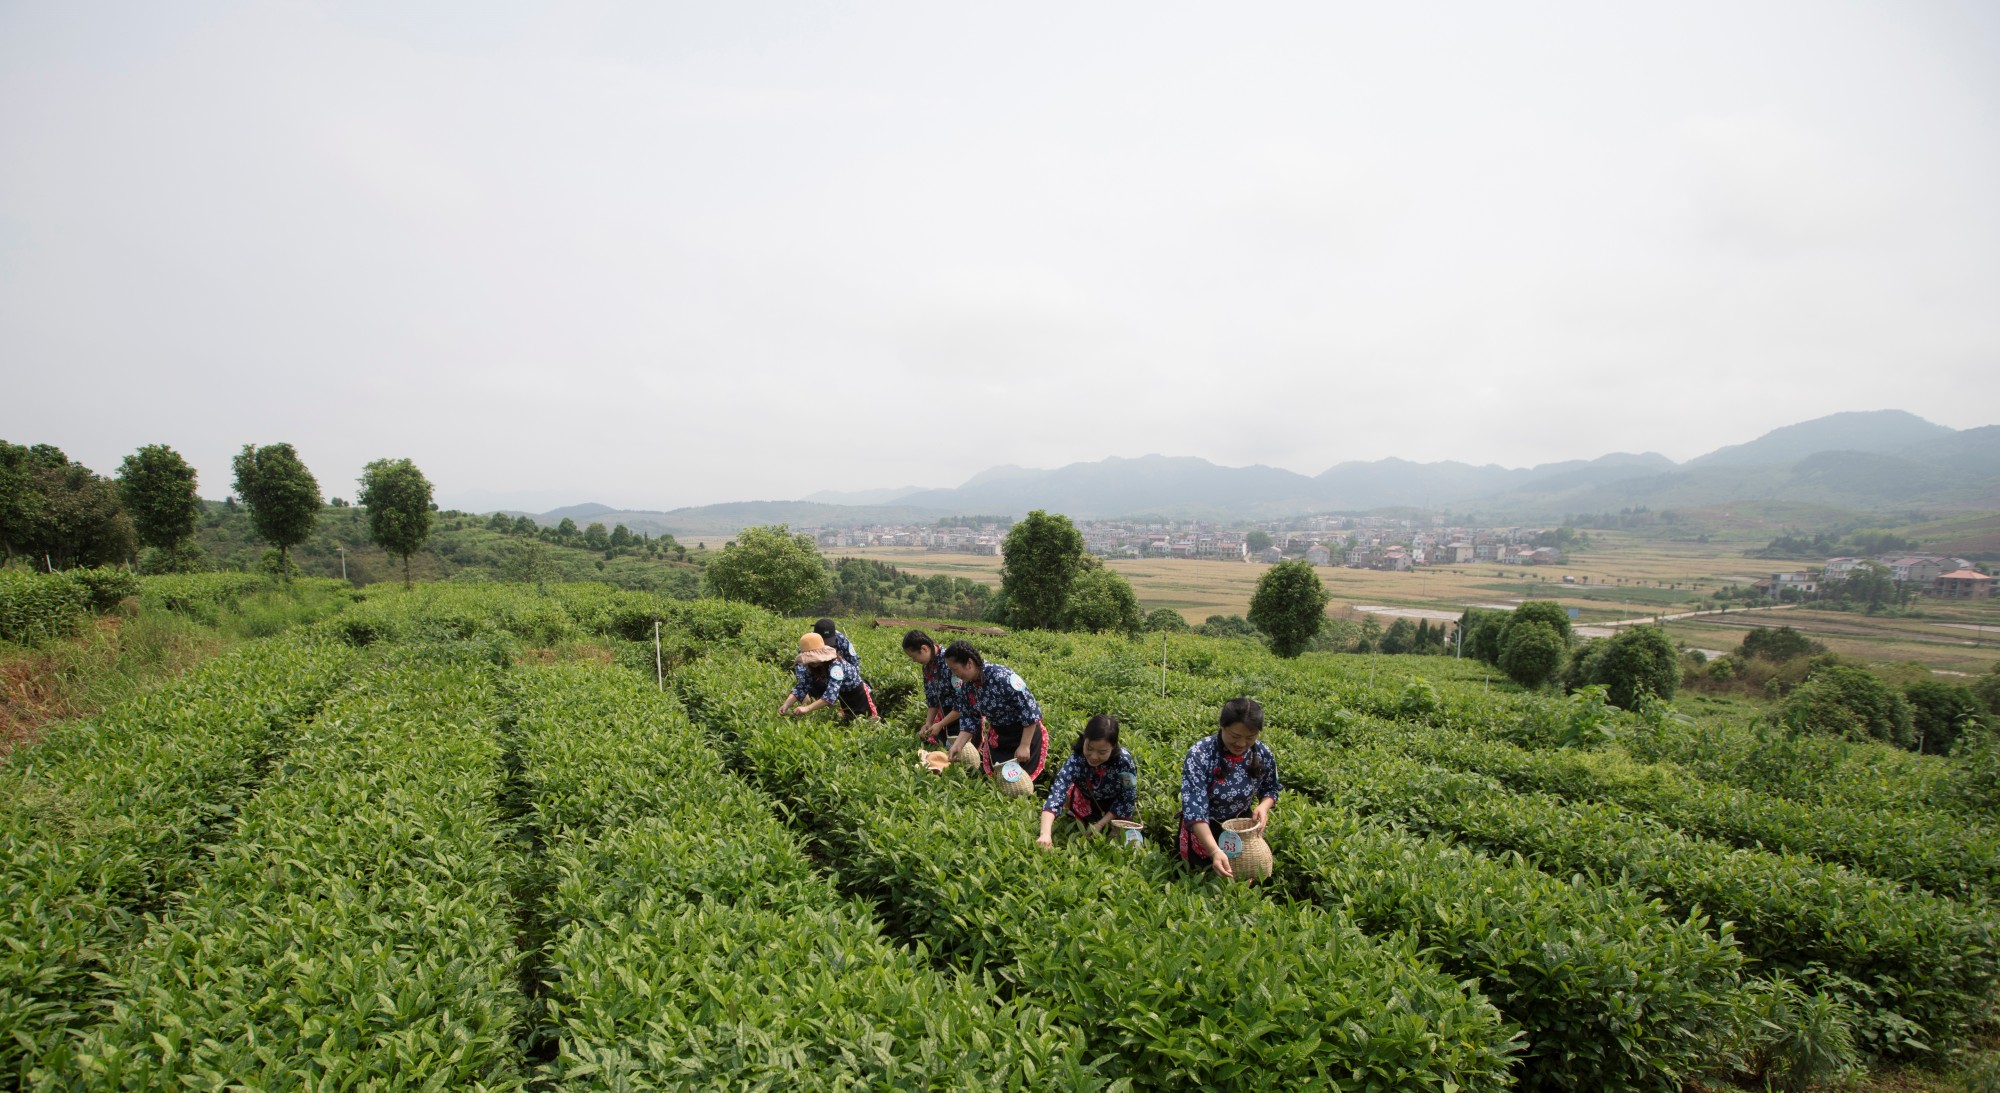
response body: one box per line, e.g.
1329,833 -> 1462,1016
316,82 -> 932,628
997,759 -> 1036,797
1220,817 -> 1273,881
952,744 -> 980,773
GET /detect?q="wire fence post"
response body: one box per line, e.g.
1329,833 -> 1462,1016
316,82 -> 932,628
1160,632 -> 1168,697
654,619 -> 664,692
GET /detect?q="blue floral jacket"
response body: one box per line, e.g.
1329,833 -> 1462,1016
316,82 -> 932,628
1041,747 -> 1139,818
949,663 -> 1041,730
792,659 -> 866,705
1178,735 -> 1281,824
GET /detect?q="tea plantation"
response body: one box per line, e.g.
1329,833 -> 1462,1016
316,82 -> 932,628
2,578 -> 1995,1090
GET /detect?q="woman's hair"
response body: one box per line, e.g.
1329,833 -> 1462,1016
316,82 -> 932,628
813,619 -> 838,640
1219,696 -> 1264,733
901,629 -> 937,654
943,641 -> 983,669
1214,697 -> 1267,779
1071,713 -> 1120,757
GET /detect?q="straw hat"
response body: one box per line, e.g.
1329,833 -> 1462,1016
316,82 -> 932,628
797,632 -> 839,665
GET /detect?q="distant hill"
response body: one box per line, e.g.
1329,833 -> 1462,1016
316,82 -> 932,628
510,410 -> 1997,532
1687,410 -> 1954,468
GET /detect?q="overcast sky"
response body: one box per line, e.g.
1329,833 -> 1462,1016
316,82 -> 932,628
3,2 -> 1995,512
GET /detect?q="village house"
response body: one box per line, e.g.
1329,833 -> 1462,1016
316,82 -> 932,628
1888,556 -> 1946,586
1931,569 -> 1995,600
1305,544 -> 1332,566
1822,557 -> 1865,581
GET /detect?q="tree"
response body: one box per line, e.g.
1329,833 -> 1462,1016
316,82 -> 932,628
117,445 -> 202,570
1062,567 -> 1143,636
1245,530 -> 1274,553
485,511 -> 513,533
5,445 -> 134,569
704,524 -> 831,615
1499,621 -> 1566,688
1000,510 -> 1085,630
1248,559 -> 1328,658
1587,626 -> 1681,708
357,457 -> 435,588
1197,614 -> 1261,640
0,441 -> 62,564
609,524 -> 633,550
499,539 -> 560,587
1457,608 -> 1509,664
513,515 -> 537,536
1974,665 -> 2000,717
1904,681 -> 1985,756
1379,618 -> 1416,655
1501,600 -> 1573,647
1739,626 -> 1821,663
1776,661 -> 1916,749
231,443 -> 320,576
555,517 -> 580,544
1144,607 -> 1191,633
584,522 -> 609,551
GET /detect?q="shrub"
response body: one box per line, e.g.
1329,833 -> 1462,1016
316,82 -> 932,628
1776,662 -> 1916,750
0,569 -> 89,646
1499,620 -> 1566,688
1904,680 -> 1986,756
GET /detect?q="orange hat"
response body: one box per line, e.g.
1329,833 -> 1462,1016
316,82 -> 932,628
798,632 -> 839,665
799,632 -> 826,653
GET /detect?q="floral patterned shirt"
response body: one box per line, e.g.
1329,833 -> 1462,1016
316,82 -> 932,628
825,630 -> 860,671
920,652 -> 954,713
792,659 -> 865,705
1041,747 -> 1139,817
949,663 -> 1041,730
1179,735 -> 1281,824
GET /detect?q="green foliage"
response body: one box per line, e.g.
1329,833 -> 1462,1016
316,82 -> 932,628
1727,975 -> 1861,1092
815,556 -> 992,620
1975,663 -> 2000,716
514,664 -> 1101,1089
681,655 -> 1522,1091
1776,661 -> 1917,750
1903,680 -> 1985,756
115,445 -> 200,563
1737,626 -> 1823,663
1247,559 -> 1327,658
356,457 -> 435,587
1503,600 -> 1574,646
1,634 -> 358,1085
1144,607 -> 1191,633
703,524 -> 831,615
1061,566 -> 1142,636
0,569 -> 91,646
1458,607 -> 1509,664
1576,626 -> 1682,709
49,661 -> 522,1088
1498,620 -> 1566,688
1195,613 -> 1260,640
1,445 -> 134,570
230,443 -> 321,571
998,510 -> 1084,630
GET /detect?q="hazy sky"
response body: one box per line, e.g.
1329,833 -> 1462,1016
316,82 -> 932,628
3,1 -> 1995,512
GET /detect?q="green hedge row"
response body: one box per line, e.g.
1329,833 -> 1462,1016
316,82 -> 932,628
41,662 -> 525,1090
0,569 -> 141,646
961,640 -> 1753,1092
1261,728 -> 1998,1059
0,633 -> 357,1086
510,663 -> 1102,1090
678,652 -> 1523,1093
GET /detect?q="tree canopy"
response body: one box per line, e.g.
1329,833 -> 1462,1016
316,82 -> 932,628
358,457 -> 436,587
1000,510 -> 1085,630
704,524 -> 831,615
116,444 -> 201,567
231,443 -> 321,574
1248,559 -> 1328,658
1062,567 -> 1143,636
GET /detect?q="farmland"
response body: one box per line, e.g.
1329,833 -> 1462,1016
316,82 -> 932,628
1,577 -> 1997,1090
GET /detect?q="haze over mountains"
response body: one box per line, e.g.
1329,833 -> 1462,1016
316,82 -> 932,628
525,411 -> 2000,537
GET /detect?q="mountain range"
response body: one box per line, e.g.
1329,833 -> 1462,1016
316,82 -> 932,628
521,411 -> 2000,537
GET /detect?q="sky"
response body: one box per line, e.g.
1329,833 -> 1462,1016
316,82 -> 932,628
2,1 -> 1996,513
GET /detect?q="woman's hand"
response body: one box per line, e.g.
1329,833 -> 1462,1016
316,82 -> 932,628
1013,739 -> 1031,763
1209,849 -> 1236,879
1035,831 -> 1054,849
1036,811 -> 1056,850
1250,798 -> 1274,837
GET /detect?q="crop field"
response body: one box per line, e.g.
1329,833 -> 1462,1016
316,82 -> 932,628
837,536 -> 2000,675
2,578 -> 1997,1090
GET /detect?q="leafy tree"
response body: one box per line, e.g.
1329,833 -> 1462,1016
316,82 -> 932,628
117,444 -> 202,569
1197,614 -> 1261,640
0,441 -> 53,564
1904,681 -> 1985,756
498,539 -> 560,587
609,524 -> 633,550
1974,665 -> 2000,717
1062,567 -> 1142,636
1776,661 -> 1916,749
705,524 -> 831,615
1245,530 -> 1274,553
1585,626 -> 1681,708
1145,607 -> 1191,633
1457,608 -> 1509,664
357,457 -> 435,588
513,515 -> 536,536
555,517 -> 580,544
1501,600 -> 1573,647
584,522 -> 609,551
1499,621 -> 1566,688
1738,626 -> 1822,662
1379,618 -> 1416,655
1248,560 -> 1329,658
1000,510 -> 1085,630
8,446 -> 134,569
231,443 -> 320,576
1837,562 -> 1895,612
485,511 -> 513,533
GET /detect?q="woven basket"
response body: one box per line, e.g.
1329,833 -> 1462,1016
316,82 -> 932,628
1220,817 -> 1273,881
1109,819 -> 1145,848
952,744 -> 980,772
997,759 -> 1037,797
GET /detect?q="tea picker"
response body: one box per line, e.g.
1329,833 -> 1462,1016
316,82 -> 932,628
1036,715 -> 1141,849
1175,697 -> 1280,881
900,629 -> 956,745
777,632 -> 879,721
940,641 -> 1050,786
